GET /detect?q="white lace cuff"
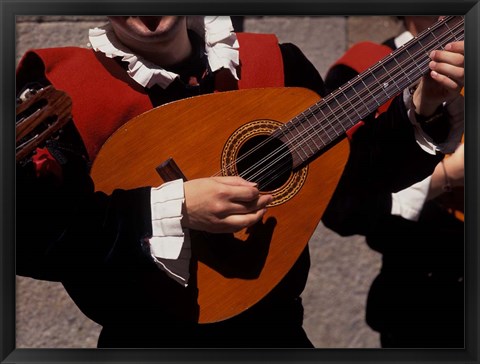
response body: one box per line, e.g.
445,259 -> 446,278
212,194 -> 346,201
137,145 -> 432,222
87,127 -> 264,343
149,179 -> 191,286
404,88 -> 464,155
391,176 -> 432,221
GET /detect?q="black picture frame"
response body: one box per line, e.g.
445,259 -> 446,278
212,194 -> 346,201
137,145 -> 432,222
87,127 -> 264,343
2,1 -> 479,363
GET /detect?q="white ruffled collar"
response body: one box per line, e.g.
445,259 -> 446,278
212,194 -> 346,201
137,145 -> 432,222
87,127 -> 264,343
394,30 -> 414,48
88,16 -> 239,89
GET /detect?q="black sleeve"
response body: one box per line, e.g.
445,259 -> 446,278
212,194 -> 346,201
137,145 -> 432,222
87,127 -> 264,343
321,52 -> 443,236
324,64 -> 359,94
15,54 -> 155,282
16,148 -> 155,282
322,93 -> 443,236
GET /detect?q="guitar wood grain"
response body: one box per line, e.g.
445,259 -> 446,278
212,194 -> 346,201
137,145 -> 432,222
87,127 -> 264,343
91,87 -> 350,323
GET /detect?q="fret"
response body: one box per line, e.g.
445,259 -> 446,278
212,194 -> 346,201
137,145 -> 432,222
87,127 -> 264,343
430,28 -> 446,51
305,108 -> 325,149
276,121 -> 307,164
318,107 -> 338,142
314,107 -> 333,142
312,107 -> 332,142
417,39 -> 430,79
443,18 -> 459,41
322,98 -> 346,135
307,114 -> 324,154
324,91 -> 354,130
349,75 -> 381,115
418,33 -> 431,57
391,48 -> 416,87
291,117 -> 312,162
280,111 -> 328,162
306,105 -> 333,150
338,86 -> 363,123
360,71 -> 384,108
388,60 -> 417,93
403,45 -> 424,80
347,79 -> 370,117
381,61 -> 403,94
370,64 -> 391,100
298,110 -> 319,155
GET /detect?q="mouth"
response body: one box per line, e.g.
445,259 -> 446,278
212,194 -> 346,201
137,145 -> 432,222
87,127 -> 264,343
138,16 -> 162,32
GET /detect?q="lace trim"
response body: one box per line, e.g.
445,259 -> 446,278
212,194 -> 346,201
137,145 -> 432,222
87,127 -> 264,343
88,16 -> 239,89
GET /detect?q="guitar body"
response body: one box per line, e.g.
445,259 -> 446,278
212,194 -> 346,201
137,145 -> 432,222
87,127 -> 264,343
91,87 -> 350,323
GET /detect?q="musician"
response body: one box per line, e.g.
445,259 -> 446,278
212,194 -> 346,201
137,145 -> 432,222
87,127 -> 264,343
16,16 -> 464,348
323,16 -> 465,347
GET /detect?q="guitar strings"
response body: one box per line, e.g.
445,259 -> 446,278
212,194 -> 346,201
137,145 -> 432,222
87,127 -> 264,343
240,17 -> 463,180
213,17 -> 464,191
256,25 -> 465,190
252,21 -> 464,190
299,20 -> 464,146
215,16 -> 462,182
232,20 -> 464,190
247,18 -> 464,190
287,17 -> 464,150
253,21 -> 464,190
281,20 -> 465,157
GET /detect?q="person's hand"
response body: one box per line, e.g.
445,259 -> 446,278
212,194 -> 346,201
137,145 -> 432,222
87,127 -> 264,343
427,142 -> 464,200
413,41 -> 464,116
444,142 -> 464,188
182,176 -> 273,233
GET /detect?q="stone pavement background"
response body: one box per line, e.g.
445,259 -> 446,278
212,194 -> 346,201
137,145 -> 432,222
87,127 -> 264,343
15,15 -> 404,348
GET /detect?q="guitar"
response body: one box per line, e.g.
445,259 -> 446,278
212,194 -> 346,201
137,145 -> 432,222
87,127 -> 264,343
16,85 -> 72,162
90,16 -> 464,323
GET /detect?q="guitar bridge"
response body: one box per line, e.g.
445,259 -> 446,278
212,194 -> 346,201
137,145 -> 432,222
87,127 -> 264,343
156,157 -> 188,182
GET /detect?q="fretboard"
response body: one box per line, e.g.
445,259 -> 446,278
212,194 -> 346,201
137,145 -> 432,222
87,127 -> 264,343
276,15 -> 464,168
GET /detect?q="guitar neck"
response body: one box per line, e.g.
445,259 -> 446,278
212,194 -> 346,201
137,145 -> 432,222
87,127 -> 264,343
276,15 -> 464,169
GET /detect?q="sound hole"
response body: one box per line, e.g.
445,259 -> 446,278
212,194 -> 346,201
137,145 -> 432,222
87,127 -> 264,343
236,135 -> 292,192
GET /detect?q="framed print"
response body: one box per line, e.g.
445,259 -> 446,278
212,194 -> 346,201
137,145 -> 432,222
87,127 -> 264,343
2,0 -> 478,363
